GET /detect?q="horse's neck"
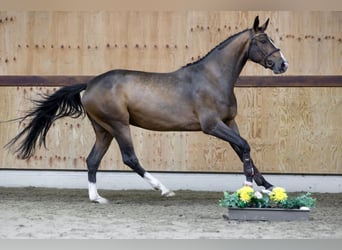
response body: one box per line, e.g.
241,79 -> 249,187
202,30 -> 251,85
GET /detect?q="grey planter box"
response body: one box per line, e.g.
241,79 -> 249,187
227,208 -> 311,221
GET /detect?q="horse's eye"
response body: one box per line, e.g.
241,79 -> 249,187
260,39 -> 267,44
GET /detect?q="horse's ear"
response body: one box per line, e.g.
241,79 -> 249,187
260,18 -> 270,32
253,16 -> 260,32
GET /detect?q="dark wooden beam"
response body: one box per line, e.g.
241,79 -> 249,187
0,75 -> 92,86
0,75 -> 341,87
236,75 -> 342,87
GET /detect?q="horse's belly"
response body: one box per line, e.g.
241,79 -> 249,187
129,108 -> 201,131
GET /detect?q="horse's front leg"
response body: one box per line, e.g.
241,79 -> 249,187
226,120 -> 273,189
222,121 -> 250,185
203,118 -> 273,189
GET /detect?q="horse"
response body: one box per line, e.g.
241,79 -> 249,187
6,16 -> 288,203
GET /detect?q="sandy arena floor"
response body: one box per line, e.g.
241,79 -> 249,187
0,187 -> 341,239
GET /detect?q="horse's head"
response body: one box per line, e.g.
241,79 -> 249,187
248,16 -> 288,74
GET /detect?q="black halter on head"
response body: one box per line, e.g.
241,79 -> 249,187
248,30 -> 280,68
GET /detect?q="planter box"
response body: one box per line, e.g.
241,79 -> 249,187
227,207 -> 311,221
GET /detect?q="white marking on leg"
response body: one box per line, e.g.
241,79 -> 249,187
88,182 -> 109,204
244,181 -> 253,187
143,172 -> 175,197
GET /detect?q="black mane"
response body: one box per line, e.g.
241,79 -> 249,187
183,28 -> 250,68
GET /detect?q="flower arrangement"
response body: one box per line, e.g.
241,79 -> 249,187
219,186 -> 316,209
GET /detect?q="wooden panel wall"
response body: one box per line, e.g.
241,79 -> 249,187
0,11 -> 341,174
1,11 -> 340,75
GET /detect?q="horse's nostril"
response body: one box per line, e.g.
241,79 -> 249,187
281,61 -> 289,71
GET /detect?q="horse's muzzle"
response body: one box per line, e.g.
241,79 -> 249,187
273,60 -> 289,74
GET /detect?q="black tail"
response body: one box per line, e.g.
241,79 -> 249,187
6,83 -> 87,159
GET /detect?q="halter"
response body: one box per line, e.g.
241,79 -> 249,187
263,48 -> 281,66
248,31 -> 280,67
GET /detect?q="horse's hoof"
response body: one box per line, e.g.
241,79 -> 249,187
90,196 -> 110,204
261,189 -> 272,195
162,190 -> 176,197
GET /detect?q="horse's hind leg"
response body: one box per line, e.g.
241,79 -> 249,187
113,124 -> 175,197
86,118 -> 113,203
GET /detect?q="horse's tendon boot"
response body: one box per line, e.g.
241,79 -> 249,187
243,152 -> 254,183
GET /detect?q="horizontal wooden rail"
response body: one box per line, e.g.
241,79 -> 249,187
0,75 -> 341,87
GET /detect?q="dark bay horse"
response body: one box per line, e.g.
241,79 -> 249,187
7,16 -> 288,203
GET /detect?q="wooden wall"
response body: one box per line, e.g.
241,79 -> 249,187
0,11 -> 341,174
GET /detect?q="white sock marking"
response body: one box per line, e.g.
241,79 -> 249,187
244,181 -> 253,187
144,172 -> 175,197
88,182 -> 109,204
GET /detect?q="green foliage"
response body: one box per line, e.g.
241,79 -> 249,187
281,193 -> 316,209
219,192 -> 246,208
250,195 -> 270,208
219,191 -> 316,209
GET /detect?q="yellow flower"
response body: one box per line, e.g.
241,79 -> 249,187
270,187 -> 288,202
237,186 -> 254,203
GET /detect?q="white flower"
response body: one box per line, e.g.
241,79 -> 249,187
254,191 -> 263,199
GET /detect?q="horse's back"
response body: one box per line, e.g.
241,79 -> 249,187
82,69 -> 202,131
